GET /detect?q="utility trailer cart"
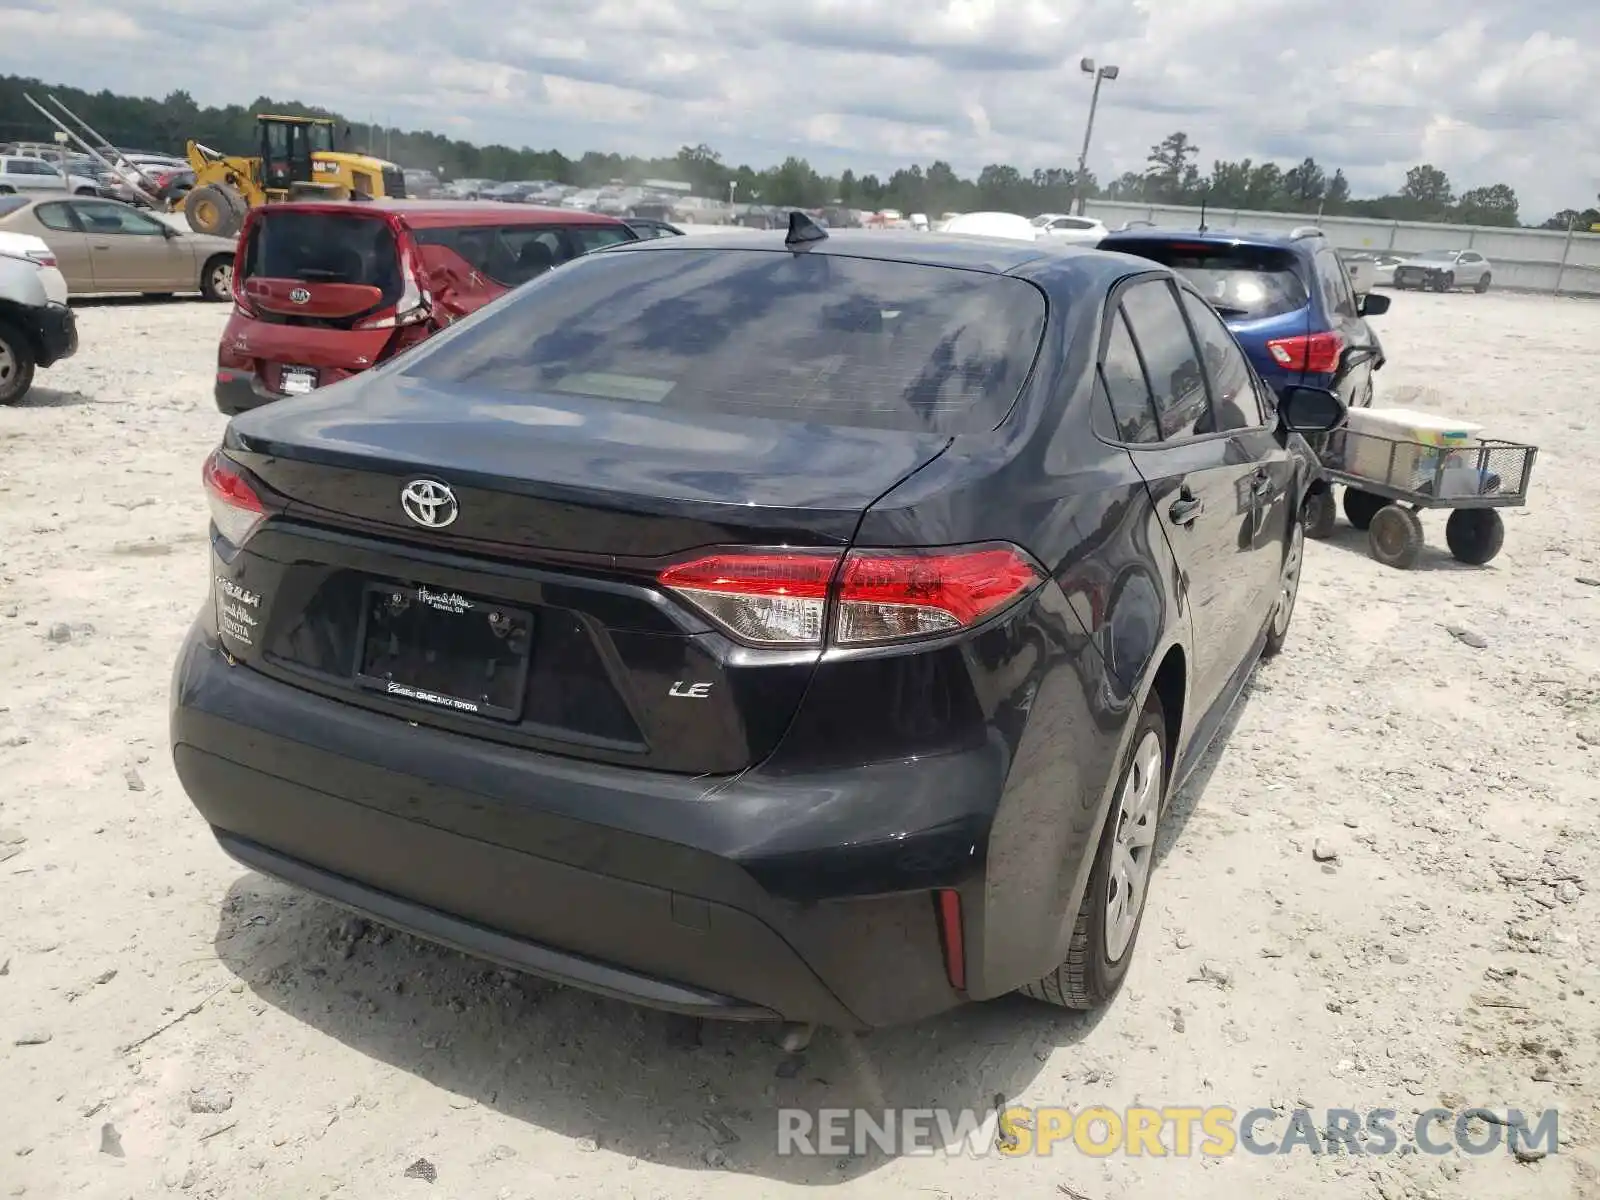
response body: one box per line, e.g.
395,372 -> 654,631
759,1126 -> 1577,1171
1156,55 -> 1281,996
1302,427 -> 1537,569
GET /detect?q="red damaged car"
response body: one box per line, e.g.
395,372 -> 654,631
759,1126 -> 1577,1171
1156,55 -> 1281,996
214,201 -> 637,414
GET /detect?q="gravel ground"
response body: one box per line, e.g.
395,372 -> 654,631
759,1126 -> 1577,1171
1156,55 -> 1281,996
1,291 -> 1597,1200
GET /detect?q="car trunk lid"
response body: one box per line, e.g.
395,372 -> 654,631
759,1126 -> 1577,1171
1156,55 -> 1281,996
216,376 -> 952,775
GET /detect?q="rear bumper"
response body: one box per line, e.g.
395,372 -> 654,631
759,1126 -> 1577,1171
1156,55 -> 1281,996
34,302 -> 77,367
170,621 -> 994,1028
215,370 -> 279,416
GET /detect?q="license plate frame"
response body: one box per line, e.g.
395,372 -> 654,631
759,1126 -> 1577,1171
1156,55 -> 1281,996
279,365 -> 318,395
353,583 -> 533,722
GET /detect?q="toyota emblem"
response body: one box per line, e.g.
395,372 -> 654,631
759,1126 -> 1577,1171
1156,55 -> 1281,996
399,479 -> 459,529
289,287 -> 311,305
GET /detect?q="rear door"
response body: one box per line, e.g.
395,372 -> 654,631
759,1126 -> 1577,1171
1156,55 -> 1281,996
70,200 -> 191,290
27,201 -> 94,291
1111,277 -> 1275,711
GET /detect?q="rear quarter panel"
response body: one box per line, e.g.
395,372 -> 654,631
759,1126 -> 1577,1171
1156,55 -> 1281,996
851,268 -> 1192,995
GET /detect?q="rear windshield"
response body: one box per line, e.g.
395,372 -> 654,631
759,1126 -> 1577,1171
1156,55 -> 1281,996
404,248 -> 1048,434
1105,240 -> 1308,320
413,223 -> 635,289
241,211 -> 402,306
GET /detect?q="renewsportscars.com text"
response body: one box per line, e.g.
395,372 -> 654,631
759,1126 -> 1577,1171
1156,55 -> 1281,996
775,1106 -> 1559,1159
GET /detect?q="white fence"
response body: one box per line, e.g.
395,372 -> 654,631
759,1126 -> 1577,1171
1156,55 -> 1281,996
1082,199 -> 1600,297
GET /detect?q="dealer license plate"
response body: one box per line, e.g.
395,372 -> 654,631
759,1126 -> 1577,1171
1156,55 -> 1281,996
355,584 -> 533,722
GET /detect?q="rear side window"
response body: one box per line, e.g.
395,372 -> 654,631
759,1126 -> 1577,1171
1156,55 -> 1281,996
1120,280 -> 1208,440
1106,240 -> 1309,321
0,196 -> 34,219
1178,291 -> 1259,432
241,212 -> 402,306
405,248 -> 1047,435
414,223 -> 635,288
1099,309 -> 1159,443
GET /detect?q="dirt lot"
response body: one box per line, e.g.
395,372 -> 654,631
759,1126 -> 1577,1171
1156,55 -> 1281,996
1,290 -> 1597,1200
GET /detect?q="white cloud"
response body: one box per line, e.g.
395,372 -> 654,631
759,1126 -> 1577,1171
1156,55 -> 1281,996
3,0 -> 1596,218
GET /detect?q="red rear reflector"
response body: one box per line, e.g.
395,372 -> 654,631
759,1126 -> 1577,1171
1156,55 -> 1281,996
202,448 -> 267,546
657,543 -> 1045,649
1266,331 -> 1344,374
936,889 -> 966,991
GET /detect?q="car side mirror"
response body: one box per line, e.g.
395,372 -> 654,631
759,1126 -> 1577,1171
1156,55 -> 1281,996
1278,385 -> 1346,434
1359,292 -> 1390,317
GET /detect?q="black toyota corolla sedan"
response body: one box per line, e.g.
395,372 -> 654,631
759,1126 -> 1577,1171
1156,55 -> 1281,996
171,221 -> 1343,1029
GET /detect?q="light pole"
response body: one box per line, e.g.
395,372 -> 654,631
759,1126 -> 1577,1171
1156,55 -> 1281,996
1072,58 -> 1119,216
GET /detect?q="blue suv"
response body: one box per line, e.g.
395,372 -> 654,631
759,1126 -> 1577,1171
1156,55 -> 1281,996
1098,227 -> 1388,411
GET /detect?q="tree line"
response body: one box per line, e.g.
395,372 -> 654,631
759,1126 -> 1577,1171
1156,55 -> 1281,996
2,74 -> 1588,230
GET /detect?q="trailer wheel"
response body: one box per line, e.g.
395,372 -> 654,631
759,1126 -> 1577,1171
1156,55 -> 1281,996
1368,505 -> 1424,569
1445,509 -> 1504,566
1342,487 -> 1387,531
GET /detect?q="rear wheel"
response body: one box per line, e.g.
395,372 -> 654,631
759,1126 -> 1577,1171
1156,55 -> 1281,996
1342,487 -> 1387,530
1475,273 -> 1492,294
0,319 -> 37,405
1368,504 -> 1424,569
185,184 -> 244,237
200,254 -> 234,302
1021,697 -> 1165,1010
1445,509 -> 1504,565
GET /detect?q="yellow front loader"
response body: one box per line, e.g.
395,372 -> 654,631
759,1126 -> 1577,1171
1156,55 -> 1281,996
179,114 -> 405,237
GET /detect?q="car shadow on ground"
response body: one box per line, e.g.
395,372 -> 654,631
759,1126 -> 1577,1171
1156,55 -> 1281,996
15,385 -> 102,408
208,722 -> 1236,1184
69,293 -> 204,307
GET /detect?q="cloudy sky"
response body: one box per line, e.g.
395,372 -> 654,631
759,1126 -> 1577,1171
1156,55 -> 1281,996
3,0 -> 1596,220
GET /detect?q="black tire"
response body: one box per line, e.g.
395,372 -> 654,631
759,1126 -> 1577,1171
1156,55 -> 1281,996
1021,696 -> 1166,1011
1303,487 -> 1337,540
1342,487 -> 1388,531
200,254 -> 234,303
1262,513 -> 1305,658
1445,509 -> 1504,565
184,184 -> 244,237
1437,272 -> 1455,292
1368,504 -> 1424,569
1475,273 -> 1491,294
0,185 -> 13,195
0,318 -> 38,405
73,186 -> 97,196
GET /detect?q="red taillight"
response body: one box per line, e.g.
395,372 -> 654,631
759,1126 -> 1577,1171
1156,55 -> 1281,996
1266,331 -> 1344,374
202,448 -> 268,546
27,250 -> 57,268
657,551 -> 838,646
656,543 -> 1045,648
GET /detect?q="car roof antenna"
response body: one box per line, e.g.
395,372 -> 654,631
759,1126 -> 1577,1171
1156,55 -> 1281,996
1197,190 -> 1209,234
786,210 -> 828,249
